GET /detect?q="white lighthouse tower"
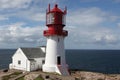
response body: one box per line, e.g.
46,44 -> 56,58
42,4 -> 69,75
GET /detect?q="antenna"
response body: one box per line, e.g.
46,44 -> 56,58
48,4 -> 50,12
64,6 -> 67,14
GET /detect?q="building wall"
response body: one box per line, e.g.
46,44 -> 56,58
10,48 -> 30,71
29,58 -> 45,71
30,61 -> 36,71
26,60 -> 30,71
9,48 -> 45,71
30,58 -> 45,71
34,58 -> 45,69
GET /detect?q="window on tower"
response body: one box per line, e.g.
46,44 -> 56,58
58,38 -> 60,42
47,13 -> 54,24
62,15 -> 66,25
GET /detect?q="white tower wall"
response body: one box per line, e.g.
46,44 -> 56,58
42,35 -> 68,75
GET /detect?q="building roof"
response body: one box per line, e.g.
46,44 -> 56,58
20,48 -> 45,59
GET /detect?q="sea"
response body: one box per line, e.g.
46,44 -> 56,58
0,49 -> 120,74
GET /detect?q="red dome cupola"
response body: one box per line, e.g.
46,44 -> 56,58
44,4 -> 68,37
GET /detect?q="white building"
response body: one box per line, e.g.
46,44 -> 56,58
9,47 -> 45,71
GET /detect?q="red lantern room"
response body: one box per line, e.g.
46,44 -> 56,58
44,4 -> 68,37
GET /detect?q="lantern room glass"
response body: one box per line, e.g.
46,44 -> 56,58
62,15 -> 66,25
47,13 -> 66,25
47,13 -> 54,24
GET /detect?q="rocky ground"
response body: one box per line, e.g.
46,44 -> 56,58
71,71 -> 120,80
0,69 -> 120,80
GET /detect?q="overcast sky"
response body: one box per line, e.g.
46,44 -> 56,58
0,0 -> 120,49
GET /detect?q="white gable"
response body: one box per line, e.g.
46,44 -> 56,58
12,48 -> 27,59
11,48 -> 29,71
40,46 -> 46,53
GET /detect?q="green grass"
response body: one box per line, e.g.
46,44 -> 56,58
13,72 -> 22,75
16,76 -> 25,80
2,72 -> 22,80
34,75 -> 44,80
2,75 -> 10,80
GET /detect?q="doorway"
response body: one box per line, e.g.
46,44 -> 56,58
57,56 -> 61,65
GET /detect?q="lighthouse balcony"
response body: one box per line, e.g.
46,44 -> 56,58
44,30 -> 68,36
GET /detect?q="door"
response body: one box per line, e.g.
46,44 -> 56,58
57,56 -> 61,65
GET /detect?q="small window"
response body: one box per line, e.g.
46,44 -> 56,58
18,60 -> 21,65
58,38 -> 60,42
42,60 -> 45,64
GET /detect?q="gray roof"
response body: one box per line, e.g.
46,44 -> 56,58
20,48 -> 45,59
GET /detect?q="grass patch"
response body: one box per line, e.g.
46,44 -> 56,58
13,72 -> 22,75
2,72 -> 22,80
34,75 -> 44,80
16,76 -> 25,80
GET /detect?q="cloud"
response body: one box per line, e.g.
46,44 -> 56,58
117,23 -> 120,27
65,6 -> 120,48
93,32 -> 117,44
67,6 -> 120,28
0,1 -> 120,49
30,13 -> 45,21
4,23 -> 117,49
0,0 -> 33,9
0,22 -> 46,48
0,0 -> 63,23
65,25 -> 119,49
80,0 -> 120,3
0,15 -> 9,20
24,12 -> 46,22
67,7 -> 106,27
0,1 -> 50,22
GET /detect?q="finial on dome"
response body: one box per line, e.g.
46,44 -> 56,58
55,4 -> 58,8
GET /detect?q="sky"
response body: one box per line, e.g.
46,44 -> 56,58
0,0 -> 120,49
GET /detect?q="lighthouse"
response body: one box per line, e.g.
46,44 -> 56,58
42,4 -> 69,75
